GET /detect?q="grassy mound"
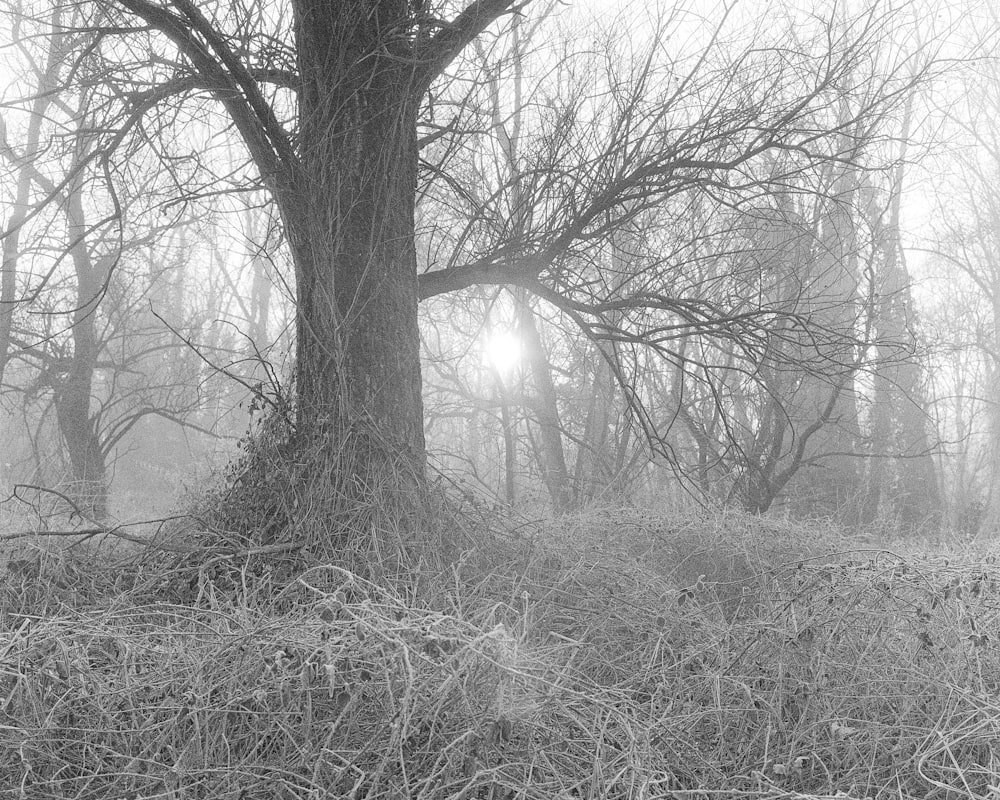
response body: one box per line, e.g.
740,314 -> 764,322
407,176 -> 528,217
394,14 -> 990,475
1,508 -> 998,799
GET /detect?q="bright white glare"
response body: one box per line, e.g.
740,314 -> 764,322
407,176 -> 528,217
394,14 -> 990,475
484,330 -> 521,374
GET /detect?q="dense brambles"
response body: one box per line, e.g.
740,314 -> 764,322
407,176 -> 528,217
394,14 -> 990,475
2,511 -> 998,799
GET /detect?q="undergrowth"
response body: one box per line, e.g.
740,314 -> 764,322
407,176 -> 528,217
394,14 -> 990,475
1,504 -> 999,799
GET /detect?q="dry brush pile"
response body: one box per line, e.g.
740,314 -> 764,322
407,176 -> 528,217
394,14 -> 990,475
0,511 -> 998,799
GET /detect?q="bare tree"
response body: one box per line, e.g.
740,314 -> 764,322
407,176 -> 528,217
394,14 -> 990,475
859,104 -> 941,530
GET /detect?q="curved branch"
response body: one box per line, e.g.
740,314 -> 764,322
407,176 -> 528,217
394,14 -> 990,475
114,0 -> 295,193
170,0 -> 295,162
414,0 -> 528,95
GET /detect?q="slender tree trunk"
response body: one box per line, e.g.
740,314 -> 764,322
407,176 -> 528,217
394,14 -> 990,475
1,9 -> 62,388
56,169 -> 109,519
516,293 -> 571,512
863,205 -> 940,528
0,211 -> 17,389
574,239 -> 626,505
860,93 -> 939,530
574,348 -> 614,505
497,380 -> 517,505
982,316 -> 1000,536
246,206 -> 273,347
610,415 -> 635,499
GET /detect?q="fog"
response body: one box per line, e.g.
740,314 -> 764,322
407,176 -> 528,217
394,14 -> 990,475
0,0 -> 996,535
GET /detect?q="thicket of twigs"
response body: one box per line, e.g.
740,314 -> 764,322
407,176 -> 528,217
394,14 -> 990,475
1,498 -> 999,800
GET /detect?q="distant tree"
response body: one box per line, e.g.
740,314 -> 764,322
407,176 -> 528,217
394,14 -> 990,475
0,4 -> 64,390
858,100 -> 941,530
925,9 -> 1000,533
921,277 -> 990,531
652,178 -> 870,516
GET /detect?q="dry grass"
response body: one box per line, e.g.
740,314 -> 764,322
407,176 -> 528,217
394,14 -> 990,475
1,505 -> 999,799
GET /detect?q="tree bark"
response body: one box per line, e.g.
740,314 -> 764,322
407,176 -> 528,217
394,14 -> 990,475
286,0 -> 425,464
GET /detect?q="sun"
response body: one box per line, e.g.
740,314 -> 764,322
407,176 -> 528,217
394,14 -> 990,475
483,330 -> 521,374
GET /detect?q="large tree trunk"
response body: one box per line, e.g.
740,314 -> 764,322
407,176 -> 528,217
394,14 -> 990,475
287,0 -> 425,464
214,2 -> 430,555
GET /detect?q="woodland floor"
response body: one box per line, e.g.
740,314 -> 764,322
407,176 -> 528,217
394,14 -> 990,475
0,503 -> 997,799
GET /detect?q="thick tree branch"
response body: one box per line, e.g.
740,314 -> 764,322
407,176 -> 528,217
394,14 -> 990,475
114,0 -> 294,193
419,257 -> 536,299
169,0 -> 295,163
413,0 -> 528,95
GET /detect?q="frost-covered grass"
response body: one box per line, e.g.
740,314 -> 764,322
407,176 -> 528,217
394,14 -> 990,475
0,506 -> 998,799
